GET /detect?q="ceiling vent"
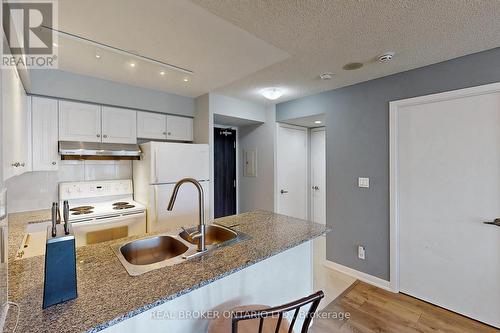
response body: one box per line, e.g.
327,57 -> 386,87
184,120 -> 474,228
342,62 -> 363,71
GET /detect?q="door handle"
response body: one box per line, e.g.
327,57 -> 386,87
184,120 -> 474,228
280,189 -> 288,194
483,218 -> 500,227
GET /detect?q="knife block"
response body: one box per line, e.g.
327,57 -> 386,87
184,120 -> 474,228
42,224 -> 77,309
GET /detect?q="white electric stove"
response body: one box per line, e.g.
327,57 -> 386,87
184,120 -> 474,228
59,179 -> 146,247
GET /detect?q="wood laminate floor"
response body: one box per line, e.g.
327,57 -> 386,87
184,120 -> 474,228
310,281 -> 499,333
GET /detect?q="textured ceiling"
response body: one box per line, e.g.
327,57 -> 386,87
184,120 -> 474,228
190,0 -> 500,103
47,0 -> 288,97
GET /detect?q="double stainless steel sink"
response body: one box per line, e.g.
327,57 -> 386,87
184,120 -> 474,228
113,224 -> 243,276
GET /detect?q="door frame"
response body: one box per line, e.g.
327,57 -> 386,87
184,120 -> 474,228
213,124 -> 239,214
389,81 -> 500,293
275,123 -> 309,219
309,127 -> 326,224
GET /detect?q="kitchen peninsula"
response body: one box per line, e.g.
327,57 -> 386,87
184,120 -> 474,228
5,210 -> 328,333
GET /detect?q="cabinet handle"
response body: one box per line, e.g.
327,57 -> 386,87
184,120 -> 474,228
103,135 -> 108,138
97,134 -> 101,138
52,161 -> 57,165
162,132 -> 166,135
167,132 -> 171,136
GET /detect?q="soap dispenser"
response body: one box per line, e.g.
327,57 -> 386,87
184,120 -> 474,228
42,201 -> 77,308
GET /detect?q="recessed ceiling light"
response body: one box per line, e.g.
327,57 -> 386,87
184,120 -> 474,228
319,72 -> 334,80
129,62 -> 136,68
183,77 -> 189,82
342,62 -> 363,71
159,71 -> 165,76
261,88 -> 283,100
95,53 -> 101,59
314,120 -> 322,124
378,52 -> 395,63
52,42 -> 58,47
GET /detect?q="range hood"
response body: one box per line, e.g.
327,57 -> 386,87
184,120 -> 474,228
59,141 -> 141,160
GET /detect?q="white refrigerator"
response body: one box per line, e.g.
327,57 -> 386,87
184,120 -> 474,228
133,142 -> 210,232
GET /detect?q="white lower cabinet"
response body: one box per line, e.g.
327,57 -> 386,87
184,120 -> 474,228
166,115 -> 193,141
137,111 -> 167,140
101,106 -> 137,144
32,96 -> 59,171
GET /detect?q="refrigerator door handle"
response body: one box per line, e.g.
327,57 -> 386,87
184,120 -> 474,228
153,147 -> 158,184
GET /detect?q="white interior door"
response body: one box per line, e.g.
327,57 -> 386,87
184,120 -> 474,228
395,87 -> 500,328
276,125 -> 308,219
311,129 -> 326,225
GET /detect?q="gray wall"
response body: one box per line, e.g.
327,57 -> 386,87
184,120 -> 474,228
238,105 -> 276,213
28,69 -> 195,116
277,47 -> 500,280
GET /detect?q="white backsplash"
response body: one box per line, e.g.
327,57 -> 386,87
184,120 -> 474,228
6,160 -> 132,213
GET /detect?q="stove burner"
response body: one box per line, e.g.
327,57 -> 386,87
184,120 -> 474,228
113,204 -> 135,210
70,206 -> 94,212
72,210 -> 94,215
112,202 -> 129,206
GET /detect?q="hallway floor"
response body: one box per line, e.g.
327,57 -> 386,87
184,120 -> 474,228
310,281 -> 499,333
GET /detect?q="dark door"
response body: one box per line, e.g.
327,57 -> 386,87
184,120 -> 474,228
214,127 -> 236,218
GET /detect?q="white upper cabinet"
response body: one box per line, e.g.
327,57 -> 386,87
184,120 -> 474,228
32,97 -> 59,171
2,66 -> 31,181
137,111 -> 167,140
166,115 -> 193,141
59,101 -> 101,142
101,106 -> 137,144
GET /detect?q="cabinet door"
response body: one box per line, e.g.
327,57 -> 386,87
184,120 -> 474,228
137,111 -> 167,140
2,66 -> 29,180
166,115 -> 193,141
101,106 -> 137,144
32,97 -> 59,171
2,66 -> 17,180
59,101 -> 101,142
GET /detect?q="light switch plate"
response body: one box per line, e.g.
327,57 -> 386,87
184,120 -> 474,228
358,177 -> 370,188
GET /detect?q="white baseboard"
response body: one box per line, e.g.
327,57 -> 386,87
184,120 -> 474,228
323,260 -> 396,292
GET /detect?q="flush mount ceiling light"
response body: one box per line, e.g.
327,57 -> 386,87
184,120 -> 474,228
261,88 -> 283,100
183,77 -> 189,82
319,72 -> 334,80
343,62 -> 363,70
378,52 -> 395,63
159,71 -> 165,76
314,120 -> 322,124
129,62 -> 136,68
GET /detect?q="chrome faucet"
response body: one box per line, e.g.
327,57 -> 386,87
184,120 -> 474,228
167,178 -> 207,253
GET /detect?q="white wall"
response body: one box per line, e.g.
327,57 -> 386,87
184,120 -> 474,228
238,105 -> 276,212
6,161 -> 132,213
28,69 -> 195,116
211,94 -> 266,123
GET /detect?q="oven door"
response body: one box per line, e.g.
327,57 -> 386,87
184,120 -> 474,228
72,211 -> 146,247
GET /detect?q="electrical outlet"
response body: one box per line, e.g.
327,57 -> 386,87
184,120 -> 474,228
358,245 -> 366,260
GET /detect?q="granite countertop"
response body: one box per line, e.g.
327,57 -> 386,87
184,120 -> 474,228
5,210 -> 328,333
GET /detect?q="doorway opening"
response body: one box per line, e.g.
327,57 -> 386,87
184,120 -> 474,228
214,127 -> 237,218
